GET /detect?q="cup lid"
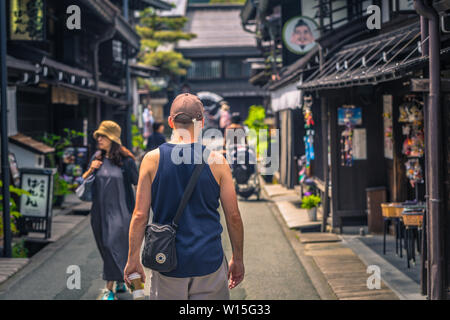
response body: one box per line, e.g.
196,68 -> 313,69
128,272 -> 141,281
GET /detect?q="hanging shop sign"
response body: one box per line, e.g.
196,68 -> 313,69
282,16 -> 319,55
51,86 -> 79,105
383,95 -> 394,160
9,0 -> 45,41
338,106 -> 362,126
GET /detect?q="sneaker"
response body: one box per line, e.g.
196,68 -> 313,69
115,282 -> 127,293
101,290 -> 116,300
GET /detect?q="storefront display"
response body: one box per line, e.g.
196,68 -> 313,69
383,95 -> 394,159
62,147 -> 88,187
339,105 -> 360,167
398,95 -> 425,190
302,95 -> 315,171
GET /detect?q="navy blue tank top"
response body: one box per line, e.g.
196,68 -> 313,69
151,142 -> 223,277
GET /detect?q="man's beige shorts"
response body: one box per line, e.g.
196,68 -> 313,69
148,257 -> 230,300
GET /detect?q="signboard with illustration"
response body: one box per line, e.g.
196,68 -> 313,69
338,107 -> 362,126
9,0 -> 45,41
282,16 -> 319,55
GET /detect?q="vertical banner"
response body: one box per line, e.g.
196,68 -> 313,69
383,95 -> 394,159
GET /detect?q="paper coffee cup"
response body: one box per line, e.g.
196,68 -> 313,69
128,272 -> 145,300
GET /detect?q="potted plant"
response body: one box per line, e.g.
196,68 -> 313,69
301,194 -> 321,221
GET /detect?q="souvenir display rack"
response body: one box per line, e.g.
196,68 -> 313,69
398,94 -> 425,201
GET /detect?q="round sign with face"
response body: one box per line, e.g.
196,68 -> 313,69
282,16 -> 319,55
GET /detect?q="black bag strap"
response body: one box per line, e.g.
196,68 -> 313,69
172,149 -> 210,228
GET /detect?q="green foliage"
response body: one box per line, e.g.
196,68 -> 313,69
301,195 -> 321,209
0,180 -> 30,238
244,105 -> 269,155
12,239 -> 28,258
244,105 -> 268,131
136,7 -> 196,86
131,114 -> 146,151
141,50 -> 191,77
53,172 -> 71,197
38,128 -> 85,168
38,129 -> 84,201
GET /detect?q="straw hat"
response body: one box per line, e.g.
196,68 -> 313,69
93,120 -> 122,145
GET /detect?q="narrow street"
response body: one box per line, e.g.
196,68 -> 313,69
0,194 -> 319,300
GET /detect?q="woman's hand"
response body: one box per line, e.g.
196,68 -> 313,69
82,160 -> 103,180
90,160 -> 103,170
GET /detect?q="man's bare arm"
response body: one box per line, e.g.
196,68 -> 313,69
220,164 -> 244,262
211,152 -> 244,288
124,150 -> 158,284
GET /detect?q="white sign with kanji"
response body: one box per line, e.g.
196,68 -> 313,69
20,173 -> 50,217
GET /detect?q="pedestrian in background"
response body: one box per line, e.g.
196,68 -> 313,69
146,122 -> 166,151
142,104 -> 154,139
82,120 -> 138,300
124,93 -> 245,300
219,102 -> 231,135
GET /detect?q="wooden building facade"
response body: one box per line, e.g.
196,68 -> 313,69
5,0 -> 165,165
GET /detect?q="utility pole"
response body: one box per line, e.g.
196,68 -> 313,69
123,0 -> 132,150
0,0 -> 12,257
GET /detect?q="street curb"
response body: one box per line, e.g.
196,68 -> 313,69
260,180 -> 337,300
0,215 -> 90,295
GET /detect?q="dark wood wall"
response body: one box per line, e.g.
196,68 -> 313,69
327,86 -> 387,228
17,87 -> 51,137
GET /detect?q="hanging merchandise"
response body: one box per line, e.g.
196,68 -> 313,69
302,95 -> 315,169
399,95 -> 425,187
339,106 -> 356,167
405,158 -> 423,188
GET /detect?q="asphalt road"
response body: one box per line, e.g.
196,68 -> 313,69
0,193 -> 319,300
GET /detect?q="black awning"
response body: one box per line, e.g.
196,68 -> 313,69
299,23 -> 431,90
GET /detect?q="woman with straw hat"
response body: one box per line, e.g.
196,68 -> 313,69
82,120 -> 138,300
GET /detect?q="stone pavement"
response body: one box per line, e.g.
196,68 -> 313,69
264,184 -> 322,231
262,181 -> 422,300
0,194 -> 90,286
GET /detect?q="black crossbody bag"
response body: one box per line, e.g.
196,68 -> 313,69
141,160 -> 207,272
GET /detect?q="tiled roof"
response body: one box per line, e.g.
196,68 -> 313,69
177,5 -> 257,49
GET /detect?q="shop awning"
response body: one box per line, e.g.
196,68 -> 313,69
270,81 -> 301,112
299,23 -> 438,91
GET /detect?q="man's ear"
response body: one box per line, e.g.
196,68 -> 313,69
168,116 -> 174,129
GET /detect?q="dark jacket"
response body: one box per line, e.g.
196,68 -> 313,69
146,132 -> 166,151
121,156 -> 139,213
88,154 -> 138,214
